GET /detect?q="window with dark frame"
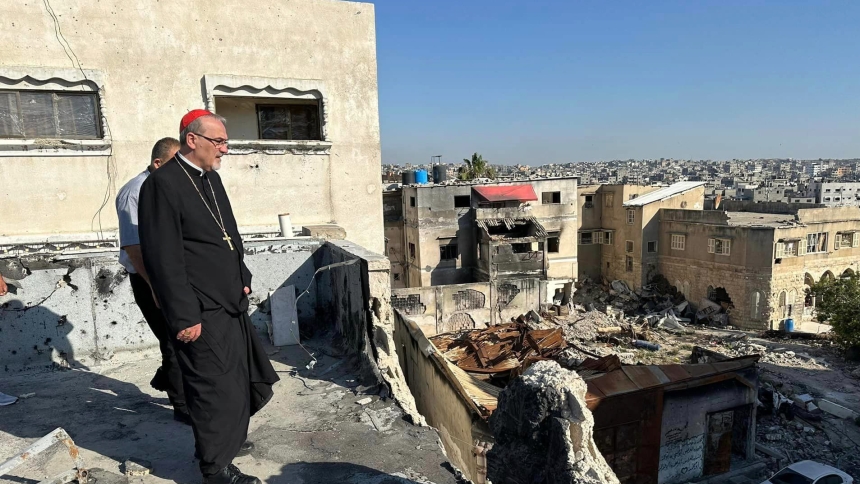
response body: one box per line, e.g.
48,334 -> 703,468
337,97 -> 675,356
625,256 -> 633,272
542,191 -> 561,204
454,195 -> 471,208
584,194 -> 593,208
439,243 -> 458,261
0,90 -> 102,139
647,241 -> 657,253
257,101 -> 321,141
547,236 -> 560,253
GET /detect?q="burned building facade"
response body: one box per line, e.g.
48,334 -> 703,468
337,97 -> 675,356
385,177 -> 578,302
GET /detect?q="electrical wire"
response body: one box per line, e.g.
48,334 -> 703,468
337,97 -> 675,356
42,0 -> 117,240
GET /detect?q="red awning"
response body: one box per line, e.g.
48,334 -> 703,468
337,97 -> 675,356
472,185 -> 538,203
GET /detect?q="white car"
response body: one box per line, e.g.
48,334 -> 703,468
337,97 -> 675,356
763,461 -> 853,484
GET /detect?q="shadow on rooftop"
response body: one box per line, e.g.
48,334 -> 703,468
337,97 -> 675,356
270,461 -> 429,484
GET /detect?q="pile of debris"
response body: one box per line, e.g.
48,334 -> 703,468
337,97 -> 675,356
700,334 -> 831,370
756,382 -> 860,477
572,275 -> 734,329
430,321 -> 624,386
429,322 -> 568,376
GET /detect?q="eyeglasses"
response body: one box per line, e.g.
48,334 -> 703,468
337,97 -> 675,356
192,132 -> 229,147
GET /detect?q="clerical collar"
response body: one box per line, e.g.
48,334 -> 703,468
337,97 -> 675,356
176,152 -> 205,177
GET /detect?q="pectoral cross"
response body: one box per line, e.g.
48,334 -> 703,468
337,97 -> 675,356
222,231 -> 234,251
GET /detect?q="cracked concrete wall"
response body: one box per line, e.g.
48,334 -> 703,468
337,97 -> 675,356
392,278 -> 542,337
317,240 -> 423,425
487,361 -> 619,484
0,0 -> 383,254
0,240 -> 319,373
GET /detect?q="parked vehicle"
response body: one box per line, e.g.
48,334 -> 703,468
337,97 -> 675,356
762,461 -> 853,484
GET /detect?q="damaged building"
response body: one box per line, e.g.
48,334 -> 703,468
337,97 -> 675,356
658,203 -> 860,331
385,176 -> 578,302
392,309 -> 761,484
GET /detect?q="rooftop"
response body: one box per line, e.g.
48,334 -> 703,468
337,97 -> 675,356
622,181 -> 705,207
0,344 -> 460,484
725,211 -> 801,227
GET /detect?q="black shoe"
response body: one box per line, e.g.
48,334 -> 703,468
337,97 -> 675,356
202,464 -> 261,484
150,367 -> 169,392
236,441 -> 254,457
173,408 -> 193,426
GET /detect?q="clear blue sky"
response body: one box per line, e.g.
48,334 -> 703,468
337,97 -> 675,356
370,1 -> 860,165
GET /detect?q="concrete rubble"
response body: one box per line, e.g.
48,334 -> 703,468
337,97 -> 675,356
486,361 -> 620,484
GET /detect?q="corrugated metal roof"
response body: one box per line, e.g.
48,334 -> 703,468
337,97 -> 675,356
622,181 -> 705,207
473,185 -> 538,203
585,356 -> 758,403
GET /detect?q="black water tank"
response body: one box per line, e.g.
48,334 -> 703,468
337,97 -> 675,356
433,165 -> 448,183
402,170 -> 416,185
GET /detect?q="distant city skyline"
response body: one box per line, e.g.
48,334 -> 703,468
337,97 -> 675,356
371,1 -> 860,165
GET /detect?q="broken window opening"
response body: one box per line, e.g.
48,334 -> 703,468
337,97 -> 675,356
625,255 -> 633,272
454,195 -> 471,208
408,242 -> 416,260
625,240 -> 634,253
0,89 -> 102,139
547,236 -> 560,253
647,241 -> 657,253
410,196 -> 416,208
806,232 -> 828,253
440,243 -> 459,261
604,231 -> 613,245
511,243 -> 532,254
542,191 -> 561,204
708,238 -> 731,256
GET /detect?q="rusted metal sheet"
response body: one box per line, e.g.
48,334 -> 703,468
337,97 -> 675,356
657,364 -> 692,382
621,366 -> 664,389
591,368 -> 641,397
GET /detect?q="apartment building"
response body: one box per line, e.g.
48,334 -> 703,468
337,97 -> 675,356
577,182 -> 706,289
385,177 -> 578,300
811,182 -> 860,207
1,0 -> 384,253
658,205 -> 860,331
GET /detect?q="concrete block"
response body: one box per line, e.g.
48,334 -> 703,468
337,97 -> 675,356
302,224 -> 347,241
793,394 -> 814,406
817,399 -> 860,420
268,286 -> 300,347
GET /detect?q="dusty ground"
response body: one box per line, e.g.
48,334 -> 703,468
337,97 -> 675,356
0,341 -> 462,484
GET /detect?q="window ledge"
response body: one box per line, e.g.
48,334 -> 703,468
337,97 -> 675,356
227,139 -> 332,155
0,138 -> 111,157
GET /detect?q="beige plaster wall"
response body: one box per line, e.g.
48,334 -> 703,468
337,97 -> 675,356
0,0 -> 383,253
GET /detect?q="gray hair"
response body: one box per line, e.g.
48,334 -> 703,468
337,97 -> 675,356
180,113 -> 227,147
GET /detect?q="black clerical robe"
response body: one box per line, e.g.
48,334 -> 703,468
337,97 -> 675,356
138,156 -> 278,475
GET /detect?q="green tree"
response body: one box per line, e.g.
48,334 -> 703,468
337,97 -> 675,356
458,153 -> 497,180
807,273 -> 860,347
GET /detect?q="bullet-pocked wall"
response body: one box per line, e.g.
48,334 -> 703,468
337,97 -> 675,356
0,0 -> 383,254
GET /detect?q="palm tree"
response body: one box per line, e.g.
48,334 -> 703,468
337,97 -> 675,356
458,153 -> 497,180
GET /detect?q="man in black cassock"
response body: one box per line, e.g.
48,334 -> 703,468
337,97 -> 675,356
139,110 -> 279,484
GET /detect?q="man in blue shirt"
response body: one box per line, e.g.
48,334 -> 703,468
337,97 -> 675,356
115,137 -> 190,424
